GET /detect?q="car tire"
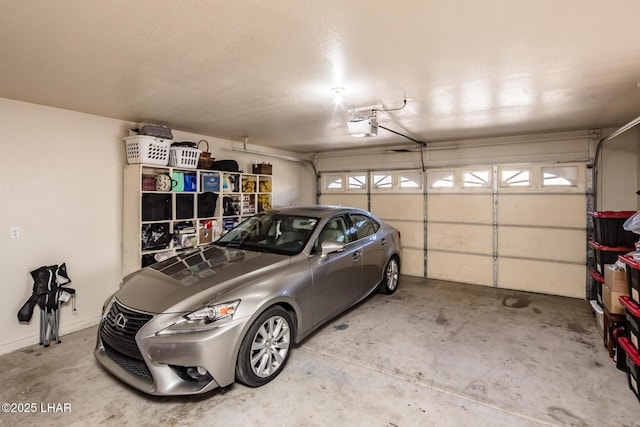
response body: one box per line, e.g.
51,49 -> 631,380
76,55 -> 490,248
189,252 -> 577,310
236,305 -> 293,387
378,256 -> 400,295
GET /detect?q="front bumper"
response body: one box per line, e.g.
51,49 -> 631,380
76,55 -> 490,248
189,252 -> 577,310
94,313 -> 249,396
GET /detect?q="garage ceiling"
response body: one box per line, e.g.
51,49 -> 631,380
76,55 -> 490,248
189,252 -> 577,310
1,1 -> 639,153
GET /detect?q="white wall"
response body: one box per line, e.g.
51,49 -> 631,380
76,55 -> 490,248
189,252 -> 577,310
0,98 -> 125,354
0,98 -> 314,354
597,127 -> 639,210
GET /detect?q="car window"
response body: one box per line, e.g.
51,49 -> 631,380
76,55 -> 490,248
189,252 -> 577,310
314,216 -> 350,253
215,213 -> 319,255
349,213 -> 380,240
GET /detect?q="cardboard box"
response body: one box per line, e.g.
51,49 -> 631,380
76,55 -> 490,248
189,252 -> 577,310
604,264 -> 629,314
603,283 -> 627,314
605,264 -> 628,292
199,227 -> 213,244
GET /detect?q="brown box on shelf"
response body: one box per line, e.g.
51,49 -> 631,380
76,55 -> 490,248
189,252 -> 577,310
199,227 -> 213,244
604,264 -> 628,314
252,164 -> 272,175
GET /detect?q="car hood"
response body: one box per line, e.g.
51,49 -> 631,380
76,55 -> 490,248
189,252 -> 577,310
116,245 -> 290,314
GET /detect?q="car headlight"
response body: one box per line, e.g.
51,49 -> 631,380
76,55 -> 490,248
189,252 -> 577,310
157,300 -> 240,335
184,300 -> 240,322
102,293 -> 117,317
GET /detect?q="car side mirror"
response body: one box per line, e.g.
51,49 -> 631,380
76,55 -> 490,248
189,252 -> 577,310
321,240 -> 345,257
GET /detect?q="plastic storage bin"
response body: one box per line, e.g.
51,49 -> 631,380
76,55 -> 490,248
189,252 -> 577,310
618,337 -> 640,402
614,327 -> 628,371
591,299 -> 604,338
619,254 -> 640,305
169,146 -> 201,169
589,240 -> 633,275
620,295 -> 640,351
125,136 -> 171,166
588,268 -> 604,305
588,211 -> 637,248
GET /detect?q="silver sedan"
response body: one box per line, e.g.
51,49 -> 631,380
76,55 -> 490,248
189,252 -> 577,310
95,206 -> 401,395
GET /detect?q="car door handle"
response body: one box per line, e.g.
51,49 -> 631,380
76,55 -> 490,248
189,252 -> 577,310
352,251 -> 361,262
381,238 -> 387,246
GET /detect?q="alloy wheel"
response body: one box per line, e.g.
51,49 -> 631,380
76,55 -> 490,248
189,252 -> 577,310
386,259 -> 399,291
249,315 -> 291,378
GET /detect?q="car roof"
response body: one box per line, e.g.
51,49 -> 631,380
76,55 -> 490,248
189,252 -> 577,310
268,205 -> 369,219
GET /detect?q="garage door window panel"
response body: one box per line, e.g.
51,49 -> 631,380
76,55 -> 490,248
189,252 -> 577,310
542,166 -> 578,187
399,172 -> 422,189
324,175 -> 343,191
373,174 -> 393,189
500,168 -> 531,187
463,169 -> 491,188
428,170 -> 455,188
371,171 -> 423,193
348,174 -> 367,191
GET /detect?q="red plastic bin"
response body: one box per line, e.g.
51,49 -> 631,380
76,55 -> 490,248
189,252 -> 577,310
614,327 -> 628,371
588,240 -> 634,275
620,295 -> 640,352
588,211 -> 638,248
618,337 -> 640,402
588,268 -> 604,305
619,254 -> 640,305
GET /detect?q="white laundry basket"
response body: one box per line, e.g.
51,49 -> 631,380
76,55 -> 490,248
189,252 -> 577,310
124,136 -> 171,166
169,146 -> 201,169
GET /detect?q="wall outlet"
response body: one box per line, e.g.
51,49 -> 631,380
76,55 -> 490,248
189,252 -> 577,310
10,226 -> 20,239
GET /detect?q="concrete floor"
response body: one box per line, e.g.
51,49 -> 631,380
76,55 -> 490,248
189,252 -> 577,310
1,276 -> 638,426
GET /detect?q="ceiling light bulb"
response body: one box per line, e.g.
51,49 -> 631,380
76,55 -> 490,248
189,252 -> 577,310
332,87 -> 345,104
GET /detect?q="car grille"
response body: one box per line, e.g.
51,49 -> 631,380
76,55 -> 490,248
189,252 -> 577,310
100,299 -> 153,360
103,342 -> 153,381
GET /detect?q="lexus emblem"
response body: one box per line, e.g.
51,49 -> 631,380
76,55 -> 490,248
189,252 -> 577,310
114,313 -> 128,330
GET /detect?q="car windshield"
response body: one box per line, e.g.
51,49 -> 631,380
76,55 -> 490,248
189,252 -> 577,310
215,213 -> 320,255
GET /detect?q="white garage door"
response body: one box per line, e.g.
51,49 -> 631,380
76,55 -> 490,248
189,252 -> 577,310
319,162 -> 587,298
426,163 -> 587,298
